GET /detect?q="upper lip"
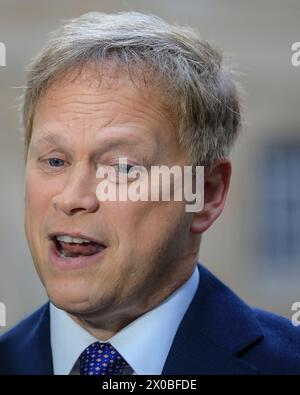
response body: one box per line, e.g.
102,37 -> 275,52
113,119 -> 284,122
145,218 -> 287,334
48,231 -> 107,246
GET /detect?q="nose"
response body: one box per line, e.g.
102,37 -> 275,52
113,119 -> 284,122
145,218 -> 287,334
52,163 -> 100,216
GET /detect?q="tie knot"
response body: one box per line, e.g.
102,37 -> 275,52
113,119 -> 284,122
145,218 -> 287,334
79,341 -> 131,375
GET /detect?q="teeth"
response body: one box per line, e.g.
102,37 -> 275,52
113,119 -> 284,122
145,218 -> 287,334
58,249 -> 67,258
56,235 -> 92,244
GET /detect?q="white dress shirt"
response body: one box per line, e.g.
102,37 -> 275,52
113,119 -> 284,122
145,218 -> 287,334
50,265 -> 200,375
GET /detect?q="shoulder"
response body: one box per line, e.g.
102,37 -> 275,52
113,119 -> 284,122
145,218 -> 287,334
0,304 -> 51,374
0,304 -> 49,346
191,264 -> 300,374
246,307 -> 300,373
253,307 -> 300,343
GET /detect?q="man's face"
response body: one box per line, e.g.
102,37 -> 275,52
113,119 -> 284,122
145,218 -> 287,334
25,68 -> 196,325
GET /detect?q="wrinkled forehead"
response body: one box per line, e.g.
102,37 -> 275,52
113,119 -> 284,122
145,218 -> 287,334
32,62 -> 178,132
40,60 -> 176,113
28,64 -> 184,162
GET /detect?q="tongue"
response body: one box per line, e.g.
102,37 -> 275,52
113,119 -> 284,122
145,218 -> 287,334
59,241 -> 103,257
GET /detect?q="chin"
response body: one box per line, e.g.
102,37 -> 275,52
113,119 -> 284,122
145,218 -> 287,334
45,278 -> 115,316
46,277 -> 90,307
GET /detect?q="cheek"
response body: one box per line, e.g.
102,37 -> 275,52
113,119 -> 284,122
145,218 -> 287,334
25,175 -> 48,216
104,200 -> 186,251
24,172 -> 57,233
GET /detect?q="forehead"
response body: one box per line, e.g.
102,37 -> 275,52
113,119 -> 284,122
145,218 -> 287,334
34,63 -> 176,124
31,65 -> 179,149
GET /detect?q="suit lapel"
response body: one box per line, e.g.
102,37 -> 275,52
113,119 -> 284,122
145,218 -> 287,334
162,264 -> 263,375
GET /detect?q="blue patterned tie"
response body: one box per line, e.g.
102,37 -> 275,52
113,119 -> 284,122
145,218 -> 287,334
79,342 -> 131,375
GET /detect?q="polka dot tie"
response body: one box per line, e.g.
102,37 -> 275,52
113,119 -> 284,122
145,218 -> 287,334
79,342 -> 131,375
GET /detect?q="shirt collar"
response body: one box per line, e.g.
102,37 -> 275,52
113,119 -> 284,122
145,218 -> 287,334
50,264 -> 200,375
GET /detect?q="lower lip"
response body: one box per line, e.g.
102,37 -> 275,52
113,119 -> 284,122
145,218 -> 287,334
48,240 -> 107,270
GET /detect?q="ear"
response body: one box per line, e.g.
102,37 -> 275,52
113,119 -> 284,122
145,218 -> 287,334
190,159 -> 232,234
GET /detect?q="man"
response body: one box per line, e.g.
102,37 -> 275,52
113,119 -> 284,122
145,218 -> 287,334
0,11 -> 299,375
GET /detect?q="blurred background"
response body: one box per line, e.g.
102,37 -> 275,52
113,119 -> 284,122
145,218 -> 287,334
0,0 -> 300,334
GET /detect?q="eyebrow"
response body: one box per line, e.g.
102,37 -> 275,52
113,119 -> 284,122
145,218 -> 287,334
29,128 -> 157,158
32,133 -> 63,148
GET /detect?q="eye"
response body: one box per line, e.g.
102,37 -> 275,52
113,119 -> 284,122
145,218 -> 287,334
114,163 -> 134,174
48,158 -> 65,167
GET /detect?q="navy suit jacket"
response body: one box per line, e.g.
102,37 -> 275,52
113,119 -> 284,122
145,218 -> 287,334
1,264 -> 300,375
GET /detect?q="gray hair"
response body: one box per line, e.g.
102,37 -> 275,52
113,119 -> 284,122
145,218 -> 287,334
22,11 -> 241,166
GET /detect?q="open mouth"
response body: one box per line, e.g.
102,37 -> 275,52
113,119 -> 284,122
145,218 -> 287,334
50,234 -> 107,259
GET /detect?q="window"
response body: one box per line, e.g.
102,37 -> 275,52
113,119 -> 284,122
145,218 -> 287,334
259,142 -> 300,263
